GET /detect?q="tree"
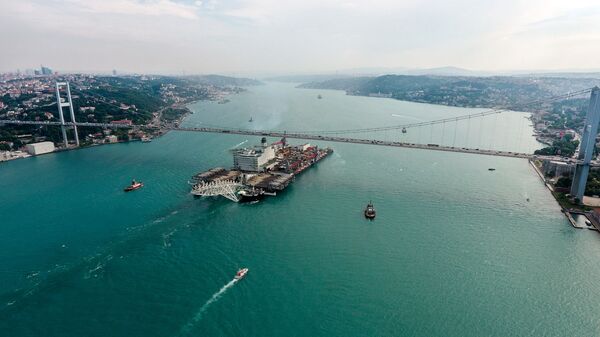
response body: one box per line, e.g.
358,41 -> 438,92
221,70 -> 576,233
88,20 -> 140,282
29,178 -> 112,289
555,176 -> 572,188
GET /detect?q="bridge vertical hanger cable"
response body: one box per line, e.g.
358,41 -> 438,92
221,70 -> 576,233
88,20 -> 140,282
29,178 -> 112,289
516,113 -> 524,153
452,120 -> 458,147
490,112 -> 498,151
502,115 -> 511,150
466,116 -> 471,148
441,121 -> 446,146
478,116 -> 483,149
430,123 -> 434,143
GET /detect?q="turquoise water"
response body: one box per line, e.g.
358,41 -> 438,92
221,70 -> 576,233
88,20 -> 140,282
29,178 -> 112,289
2,83 -> 600,336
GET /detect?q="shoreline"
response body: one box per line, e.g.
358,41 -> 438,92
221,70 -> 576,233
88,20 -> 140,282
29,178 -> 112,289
301,86 -> 558,150
0,98 -> 212,164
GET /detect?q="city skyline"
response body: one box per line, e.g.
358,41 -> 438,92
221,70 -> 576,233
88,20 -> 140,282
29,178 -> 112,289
2,0 -> 600,75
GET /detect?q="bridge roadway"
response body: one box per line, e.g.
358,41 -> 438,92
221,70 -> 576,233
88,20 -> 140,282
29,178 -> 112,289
0,119 -> 532,159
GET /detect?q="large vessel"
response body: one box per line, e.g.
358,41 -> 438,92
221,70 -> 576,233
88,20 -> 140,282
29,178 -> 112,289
235,268 -> 248,280
190,138 -> 333,202
124,180 -> 143,192
364,201 -> 376,219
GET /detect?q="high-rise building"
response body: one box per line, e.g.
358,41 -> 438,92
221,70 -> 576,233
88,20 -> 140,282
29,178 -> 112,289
112,69 -> 117,76
41,66 -> 53,75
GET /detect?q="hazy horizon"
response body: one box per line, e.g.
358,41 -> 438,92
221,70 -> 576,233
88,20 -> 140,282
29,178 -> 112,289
2,0 -> 600,75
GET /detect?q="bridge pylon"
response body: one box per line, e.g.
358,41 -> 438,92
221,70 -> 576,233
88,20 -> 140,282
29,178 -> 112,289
55,82 -> 79,147
570,87 -> 600,202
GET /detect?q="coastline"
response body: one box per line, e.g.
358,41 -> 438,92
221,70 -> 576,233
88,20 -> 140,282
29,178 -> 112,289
0,93 -> 238,164
301,86 -> 559,149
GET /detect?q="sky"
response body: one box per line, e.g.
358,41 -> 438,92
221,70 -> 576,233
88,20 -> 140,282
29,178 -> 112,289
1,0 -> 600,76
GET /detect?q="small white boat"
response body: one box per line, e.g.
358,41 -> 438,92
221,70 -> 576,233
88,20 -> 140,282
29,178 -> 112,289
234,268 -> 248,280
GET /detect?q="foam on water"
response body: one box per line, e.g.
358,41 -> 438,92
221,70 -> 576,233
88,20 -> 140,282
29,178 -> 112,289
178,278 -> 239,335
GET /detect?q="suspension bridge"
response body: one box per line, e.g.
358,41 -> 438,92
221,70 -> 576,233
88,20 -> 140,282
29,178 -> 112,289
0,87 -> 593,159
3,83 -> 600,201
0,119 -> 534,158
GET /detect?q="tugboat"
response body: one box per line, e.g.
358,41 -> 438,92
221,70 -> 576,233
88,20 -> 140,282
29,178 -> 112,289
364,201 -> 376,219
237,187 -> 265,202
235,268 -> 249,280
488,168 -> 496,171
124,180 -> 143,192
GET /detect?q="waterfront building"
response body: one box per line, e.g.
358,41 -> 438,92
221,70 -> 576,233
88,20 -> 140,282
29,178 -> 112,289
25,141 -> 55,155
105,135 -> 118,143
541,159 -> 574,178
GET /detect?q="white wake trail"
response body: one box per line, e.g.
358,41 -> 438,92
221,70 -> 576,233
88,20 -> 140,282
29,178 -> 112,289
179,278 -> 238,335
230,140 -> 248,150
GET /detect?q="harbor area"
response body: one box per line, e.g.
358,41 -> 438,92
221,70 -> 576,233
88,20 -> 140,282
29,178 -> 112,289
190,137 -> 332,202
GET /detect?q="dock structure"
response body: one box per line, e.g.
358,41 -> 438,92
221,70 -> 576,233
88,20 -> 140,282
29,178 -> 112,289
191,167 -> 241,184
246,172 -> 294,191
190,138 -> 332,202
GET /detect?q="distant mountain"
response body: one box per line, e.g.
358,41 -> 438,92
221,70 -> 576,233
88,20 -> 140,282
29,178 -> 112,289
186,74 -> 262,86
264,74 -> 354,83
401,66 -> 483,77
323,66 -> 488,77
515,72 -> 600,79
299,74 -> 600,111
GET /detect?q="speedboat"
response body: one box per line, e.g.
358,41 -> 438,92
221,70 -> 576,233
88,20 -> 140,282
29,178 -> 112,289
364,201 -> 376,219
235,268 -> 249,280
124,180 -> 143,192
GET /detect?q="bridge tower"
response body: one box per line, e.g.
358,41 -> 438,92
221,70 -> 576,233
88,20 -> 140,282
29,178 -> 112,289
570,87 -> 600,202
55,82 -> 79,147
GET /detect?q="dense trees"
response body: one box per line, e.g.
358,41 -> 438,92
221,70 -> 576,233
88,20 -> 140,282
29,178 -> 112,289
534,136 -> 580,157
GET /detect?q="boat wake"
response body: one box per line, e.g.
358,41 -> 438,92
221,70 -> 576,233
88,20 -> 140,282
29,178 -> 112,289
179,278 -> 239,335
391,113 -> 422,121
230,140 -> 248,150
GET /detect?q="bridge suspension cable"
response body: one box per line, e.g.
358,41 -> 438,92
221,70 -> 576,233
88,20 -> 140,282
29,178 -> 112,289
277,88 -> 592,135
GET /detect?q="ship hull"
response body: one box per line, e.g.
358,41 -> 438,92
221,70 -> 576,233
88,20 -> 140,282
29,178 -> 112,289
239,193 -> 265,202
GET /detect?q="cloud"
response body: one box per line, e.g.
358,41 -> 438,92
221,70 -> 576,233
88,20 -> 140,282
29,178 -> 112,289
1,0 -> 600,74
66,0 -> 200,19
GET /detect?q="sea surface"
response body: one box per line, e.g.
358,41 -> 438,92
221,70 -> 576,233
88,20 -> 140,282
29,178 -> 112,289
1,82 -> 600,337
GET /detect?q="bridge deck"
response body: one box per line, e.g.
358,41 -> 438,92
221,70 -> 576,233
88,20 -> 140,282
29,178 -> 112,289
0,120 -> 532,159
